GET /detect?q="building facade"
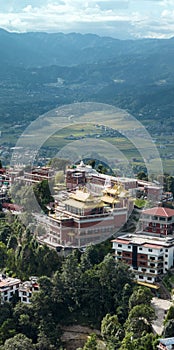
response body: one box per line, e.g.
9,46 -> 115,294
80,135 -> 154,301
0,274 -> 21,303
139,207 -> 174,236
112,233 -> 174,284
36,183 -> 133,247
18,277 -> 39,304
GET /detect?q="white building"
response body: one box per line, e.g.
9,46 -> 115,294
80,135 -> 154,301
18,277 -> 39,303
112,233 -> 174,284
0,274 -> 21,303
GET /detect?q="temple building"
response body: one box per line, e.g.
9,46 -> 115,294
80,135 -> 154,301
37,183 -> 133,248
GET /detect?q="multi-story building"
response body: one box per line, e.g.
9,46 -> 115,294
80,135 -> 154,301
0,274 -> 21,303
112,233 -> 174,284
66,162 -> 163,201
139,207 -> 174,236
158,337 -> 174,350
36,183 -> 133,247
137,179 -> 163,202
66,161 -> 138,196
18,277 -> 39,304
15,166 -> 55,185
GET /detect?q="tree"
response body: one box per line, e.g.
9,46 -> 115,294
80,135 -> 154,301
0,226 -> 11,245
83,333 -> 97,350
33,180 -> 54,213
120,332 -> 156,350
0,333 -> 35,350
0,318 -> 16,344
125,304 -> 156,338
0,242 -> 7,269
120,332 -> 134,350
164,305 -> 174,324
101,313 -> 123,348
163,319 -> 174,337
137,171 -> 148,181
129,287 -> 153,309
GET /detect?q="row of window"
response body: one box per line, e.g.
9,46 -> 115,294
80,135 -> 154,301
117,244 -> 168,253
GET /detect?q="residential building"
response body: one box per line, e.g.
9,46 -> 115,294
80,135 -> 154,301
139,207 -> 174,236
0,274 -> 21,303
18,277 -> 39,304
112,233 -> 174,284
158,337 -> 174,350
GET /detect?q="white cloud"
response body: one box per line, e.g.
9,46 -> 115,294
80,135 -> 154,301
0,0 -> 173,39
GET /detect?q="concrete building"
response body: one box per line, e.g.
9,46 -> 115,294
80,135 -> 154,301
0,274 -> 21,303
15,166 -> 55,185
112,233 -> 174,284
18,277 -> 39,304
140,207 -> 174,236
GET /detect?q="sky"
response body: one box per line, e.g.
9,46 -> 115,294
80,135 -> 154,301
0,0 -> 174,39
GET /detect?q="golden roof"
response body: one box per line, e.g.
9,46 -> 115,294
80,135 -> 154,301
70,187 -> 94,202
101,195 -> 120,204
64,198 -> 103,209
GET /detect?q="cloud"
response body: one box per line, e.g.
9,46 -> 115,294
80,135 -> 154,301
96,0 -> 129,10
0,0 -> 173,39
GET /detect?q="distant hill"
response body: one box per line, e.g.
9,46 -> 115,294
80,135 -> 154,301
0,28 -> 174,68
0,29 -> 174,140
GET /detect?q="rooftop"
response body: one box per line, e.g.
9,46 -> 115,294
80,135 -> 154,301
112,232 -> 174,248
142,207 -> 174,217
159,337 -> 174,346
0,275 -> 21,289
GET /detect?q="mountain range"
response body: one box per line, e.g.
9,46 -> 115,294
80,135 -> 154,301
0,29 -> 174,137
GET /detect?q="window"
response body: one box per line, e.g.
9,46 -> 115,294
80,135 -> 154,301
165,254 -> 168,258
118,244 -> 122,247
22,297 -> 27,302
147,277 -> 152,281
140,255 -> 145,259
139,275 -> 144,279
139,247 -> 142,251
150,269 -> 155,273
165,262 -> 168,265
148,249 -> 153,252
150,257 -> 155,260
128,245 -> 131,249
165,249 -> 168,252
